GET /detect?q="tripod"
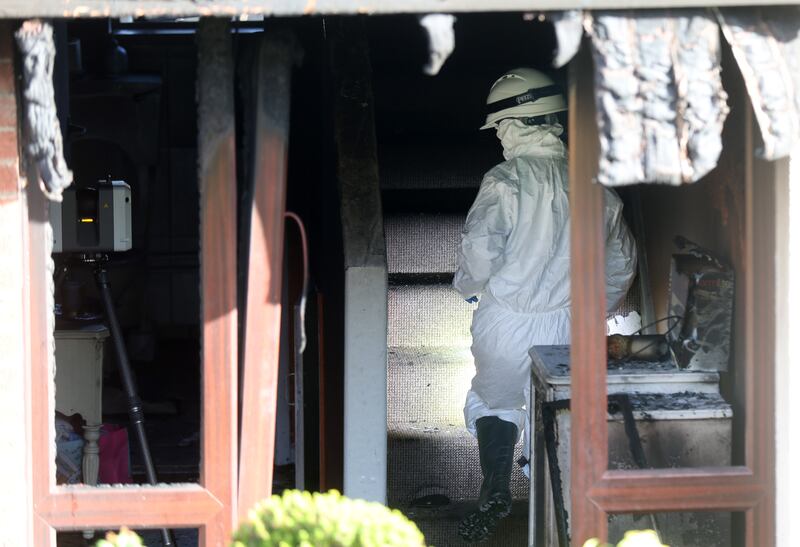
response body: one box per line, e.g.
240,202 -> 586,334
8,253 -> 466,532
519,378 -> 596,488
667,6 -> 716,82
58,254 -> 174,547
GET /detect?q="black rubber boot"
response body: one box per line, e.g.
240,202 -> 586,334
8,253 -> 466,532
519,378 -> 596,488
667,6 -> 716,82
458,416 -> 518,543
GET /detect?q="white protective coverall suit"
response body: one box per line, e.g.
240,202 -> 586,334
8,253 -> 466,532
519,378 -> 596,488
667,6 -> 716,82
453,119 -> 637,450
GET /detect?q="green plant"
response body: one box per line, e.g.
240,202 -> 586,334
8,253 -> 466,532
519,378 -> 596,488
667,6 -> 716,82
584,530 -> 668,547
95,527 -> 145,547
232,489 -> 426,547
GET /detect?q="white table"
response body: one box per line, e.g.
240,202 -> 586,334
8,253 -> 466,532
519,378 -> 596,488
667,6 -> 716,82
54,324 -> 109,490
527,345 -> 732,547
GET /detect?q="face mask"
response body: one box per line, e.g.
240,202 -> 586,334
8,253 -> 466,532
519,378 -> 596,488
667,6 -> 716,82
496,119 -> 566,160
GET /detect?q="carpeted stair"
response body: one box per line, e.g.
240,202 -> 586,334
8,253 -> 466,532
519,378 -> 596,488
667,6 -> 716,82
382,139 -> 529,545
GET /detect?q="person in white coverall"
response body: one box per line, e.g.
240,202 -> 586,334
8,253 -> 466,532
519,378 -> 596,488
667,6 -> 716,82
455,68 -> 637,543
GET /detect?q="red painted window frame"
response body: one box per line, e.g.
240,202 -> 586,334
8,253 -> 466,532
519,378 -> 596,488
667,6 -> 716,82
567,43 -> 775,546
28,20 -> 242,546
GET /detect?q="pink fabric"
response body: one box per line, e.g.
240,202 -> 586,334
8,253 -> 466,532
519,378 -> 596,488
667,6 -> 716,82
98,425 -> 131,484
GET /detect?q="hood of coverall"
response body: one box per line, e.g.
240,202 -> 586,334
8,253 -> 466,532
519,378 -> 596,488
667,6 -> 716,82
496,119 -> 566,161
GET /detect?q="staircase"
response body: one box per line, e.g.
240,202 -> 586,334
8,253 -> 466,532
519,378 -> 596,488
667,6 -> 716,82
382,140 -> 530,545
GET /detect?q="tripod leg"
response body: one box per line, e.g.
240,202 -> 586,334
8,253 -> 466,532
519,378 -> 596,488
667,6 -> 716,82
95,267 -> 174,547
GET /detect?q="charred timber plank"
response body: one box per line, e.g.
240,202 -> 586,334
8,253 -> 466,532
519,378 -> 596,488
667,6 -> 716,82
237,32 -> 294,520
197,18 -> 238,546
331,19 -> 386,270
330,18 -> 387,504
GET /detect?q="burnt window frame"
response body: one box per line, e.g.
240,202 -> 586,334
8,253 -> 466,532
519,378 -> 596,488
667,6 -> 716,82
567,41 -> 775,546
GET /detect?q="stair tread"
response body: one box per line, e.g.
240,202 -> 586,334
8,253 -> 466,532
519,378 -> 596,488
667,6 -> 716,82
388,286 -> 474,347
388,346 -> 474,428
388,345 -> 472,361
385,213 -> 464,274
398,501 -> 530,547
388,433 -> 530,505
407,516 -> 529,547
399,499 -> 529,521
388,423 -> 470,437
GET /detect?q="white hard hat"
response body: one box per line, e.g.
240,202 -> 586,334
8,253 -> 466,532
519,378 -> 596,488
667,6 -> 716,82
481,68 -> 567,130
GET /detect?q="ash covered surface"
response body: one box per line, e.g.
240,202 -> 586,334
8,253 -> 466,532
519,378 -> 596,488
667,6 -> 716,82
607,357 -> 677,373
533,345 -> 679,378
627,391 -> 730,412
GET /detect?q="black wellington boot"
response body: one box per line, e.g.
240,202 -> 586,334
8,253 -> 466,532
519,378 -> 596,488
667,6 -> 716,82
458,416 -> 518,543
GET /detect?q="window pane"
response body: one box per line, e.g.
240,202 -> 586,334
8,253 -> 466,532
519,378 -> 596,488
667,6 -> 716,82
136,528 -> 199,546
57,527 -> 200,547
54,22 -> 205,488
607,512 -> 737,547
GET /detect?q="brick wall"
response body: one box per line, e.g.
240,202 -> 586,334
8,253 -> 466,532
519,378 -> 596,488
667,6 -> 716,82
0,21 -> 18,200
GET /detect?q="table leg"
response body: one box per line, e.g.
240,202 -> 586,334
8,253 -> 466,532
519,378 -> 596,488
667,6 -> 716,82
529,381 -> 547,546
82,424 -> 101,540
529,387 -> 548,546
